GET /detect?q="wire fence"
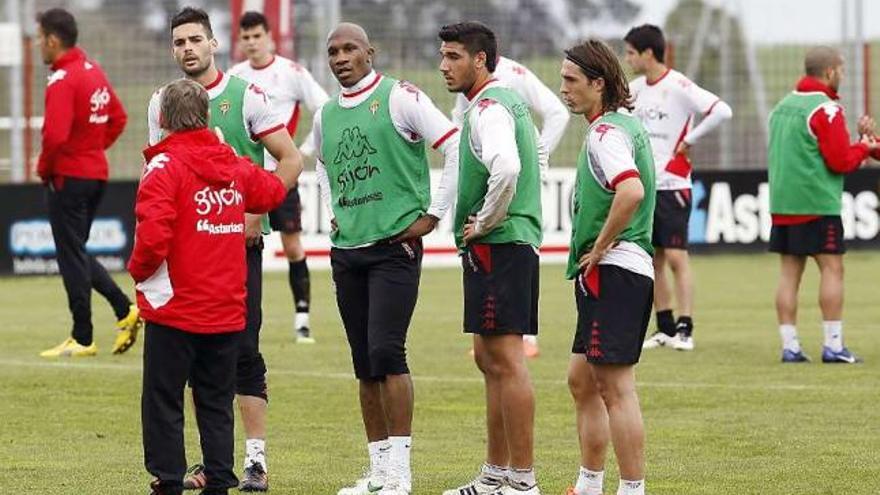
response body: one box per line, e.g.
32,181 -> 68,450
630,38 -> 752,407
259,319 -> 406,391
0,0 -> 876,181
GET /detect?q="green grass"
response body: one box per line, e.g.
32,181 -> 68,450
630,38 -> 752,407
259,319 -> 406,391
1,253 -> 879,494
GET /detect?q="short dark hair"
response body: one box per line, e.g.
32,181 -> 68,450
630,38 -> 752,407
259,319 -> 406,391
37,8 -> 77,48
438,21 -> 498,72
240,11 -> 270,32
160,79 -> 209,132
171,7 -> 213,39
624,24 -> 665,63
565,39 -> 634,112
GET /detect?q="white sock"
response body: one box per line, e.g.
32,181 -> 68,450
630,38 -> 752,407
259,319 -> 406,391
507,467 -> 537,490
823,320 -> 843,352
479,463 -> 508,485
294,312 -> 310,330
523,335 -> 538,345
368,439 -> 391,476
574,466 -> 604,495
244,438 -> 266,471
779,324 -> 801,353
388,436 -> 412,485
616,478 -> 645,495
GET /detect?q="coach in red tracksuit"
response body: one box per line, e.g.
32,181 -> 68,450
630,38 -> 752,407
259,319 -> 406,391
36,9 -> 136,356
129,79 -> 297,495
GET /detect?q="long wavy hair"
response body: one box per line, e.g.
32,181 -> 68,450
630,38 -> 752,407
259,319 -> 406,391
565,39 -> 634,113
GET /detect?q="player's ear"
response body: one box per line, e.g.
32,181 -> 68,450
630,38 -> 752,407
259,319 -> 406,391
475,51 -> 487,70
210,37 -> 219,53
366,45 -> 376,65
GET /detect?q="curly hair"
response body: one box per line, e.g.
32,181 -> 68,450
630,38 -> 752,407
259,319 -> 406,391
565,39 -> 633,112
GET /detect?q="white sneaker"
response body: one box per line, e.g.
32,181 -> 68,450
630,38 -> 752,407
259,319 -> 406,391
378,464 -> 411,494
673,333 -> 694,351
502,485 -> 541,494
337,470 -> 385,495
642,331 -> 674,349
442,477 -> 505,495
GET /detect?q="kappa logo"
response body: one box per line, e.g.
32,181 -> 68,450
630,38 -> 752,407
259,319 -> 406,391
333,127 -> 377,165
143,153 -> 170,178
47,69 -> 67,86
821,102 -> 841,123
594,123 -> 615,141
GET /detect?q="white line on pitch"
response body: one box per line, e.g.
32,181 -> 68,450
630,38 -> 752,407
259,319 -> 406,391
0,358 -> 870,392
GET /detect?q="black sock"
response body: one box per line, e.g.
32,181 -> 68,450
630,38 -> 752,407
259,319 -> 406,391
656,309 -> 676,337
289,259 -> 310,314
676,316 -> 693,336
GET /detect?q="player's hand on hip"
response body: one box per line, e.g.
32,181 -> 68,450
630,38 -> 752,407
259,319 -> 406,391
394,214 -> 438,242
578,245 -> 609,276
675,140 -> 691,157
462,215 -> 482,244
244,213 -> 262,247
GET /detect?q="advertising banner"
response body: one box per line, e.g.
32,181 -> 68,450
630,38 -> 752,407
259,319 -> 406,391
3,169 -> 880,275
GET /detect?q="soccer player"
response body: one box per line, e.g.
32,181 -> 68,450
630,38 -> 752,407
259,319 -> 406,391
439,22 -> 543,495
35,8 -> 143,358
768,46 -> 879,364
147,7 -> 303,491
560,38 -> 656,495
452,53 -> 569,358
134,78 -> 297,495
313,23 -> 459,495
624,24 -> 732,351
229,11 -> 330,343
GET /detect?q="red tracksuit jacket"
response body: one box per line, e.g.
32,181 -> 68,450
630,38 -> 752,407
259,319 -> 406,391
37,46 -> 127,181
128,128 -> 286,333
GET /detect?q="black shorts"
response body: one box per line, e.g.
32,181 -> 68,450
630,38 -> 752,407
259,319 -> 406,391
268,186 -> 302,233
330,239 -> 423,380
571,264 -> 653,365
236,240 -> 268,400
462,243 -> 539,336
769,215 -> 845,255
652,189 -> 692,249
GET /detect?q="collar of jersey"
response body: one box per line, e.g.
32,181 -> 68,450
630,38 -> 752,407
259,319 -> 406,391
205,71 -> 230,100
795,76 -> 839,100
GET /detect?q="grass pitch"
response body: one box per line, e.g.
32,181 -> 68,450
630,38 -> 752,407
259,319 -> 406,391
1,253 -> 879,494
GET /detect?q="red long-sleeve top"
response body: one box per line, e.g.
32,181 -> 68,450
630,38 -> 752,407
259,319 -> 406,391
773,77 -> 876,225
37,47 -> 127,182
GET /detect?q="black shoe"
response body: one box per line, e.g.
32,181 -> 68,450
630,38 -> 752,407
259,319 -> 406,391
150,479 -> 183,495
240,462 -> 268,492
182,464 -> 207,490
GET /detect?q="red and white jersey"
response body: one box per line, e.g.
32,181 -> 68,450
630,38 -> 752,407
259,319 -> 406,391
630,69 -> 725,190
584,113 -> 653,278
147,71 -> 283,147
452,56 -> 569,155
228,55 -> 329,160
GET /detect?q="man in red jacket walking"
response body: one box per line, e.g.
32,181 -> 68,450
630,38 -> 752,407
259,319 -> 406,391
131,78 -> 297,495
36,8 -> 142,358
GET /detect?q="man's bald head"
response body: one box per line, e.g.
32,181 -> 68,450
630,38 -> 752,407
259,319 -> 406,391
326,22 -> 375,88
328,22 -> 370,47
805,46 -> 843,77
